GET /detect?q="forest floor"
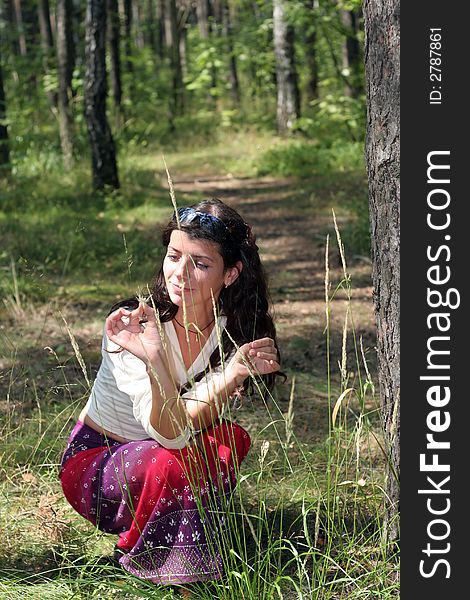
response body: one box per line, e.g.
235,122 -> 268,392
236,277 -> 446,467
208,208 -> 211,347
166,170 -> 377,442
0,138 -> 394,598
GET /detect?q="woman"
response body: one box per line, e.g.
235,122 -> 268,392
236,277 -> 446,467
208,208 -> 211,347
59,198 -> 282,588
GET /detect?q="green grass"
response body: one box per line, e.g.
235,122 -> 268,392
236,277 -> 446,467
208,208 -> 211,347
0,129 -> 397,598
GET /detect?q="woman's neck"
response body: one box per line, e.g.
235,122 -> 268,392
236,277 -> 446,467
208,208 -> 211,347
174,307 -> 216,331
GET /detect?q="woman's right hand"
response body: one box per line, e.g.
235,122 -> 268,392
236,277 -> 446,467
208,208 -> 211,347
105,302 -> 165,365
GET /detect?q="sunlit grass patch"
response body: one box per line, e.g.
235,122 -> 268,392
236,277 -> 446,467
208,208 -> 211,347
0,136 -> 397,597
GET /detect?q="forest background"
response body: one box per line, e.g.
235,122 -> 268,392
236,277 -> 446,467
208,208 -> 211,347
0,0 -> 399,598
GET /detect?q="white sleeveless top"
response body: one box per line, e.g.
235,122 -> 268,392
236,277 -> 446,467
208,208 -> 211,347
82,315 -> 229,449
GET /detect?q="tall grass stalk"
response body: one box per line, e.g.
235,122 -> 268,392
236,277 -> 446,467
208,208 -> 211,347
0,215 -> 397,599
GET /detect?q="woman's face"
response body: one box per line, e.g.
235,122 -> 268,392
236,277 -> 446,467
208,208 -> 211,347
163,230 -> 239,315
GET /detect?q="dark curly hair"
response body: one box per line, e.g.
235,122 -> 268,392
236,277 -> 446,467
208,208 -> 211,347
111,198 -> 284,396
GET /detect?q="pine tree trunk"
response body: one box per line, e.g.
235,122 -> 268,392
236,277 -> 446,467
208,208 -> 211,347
144,0 -> 157,52
340,8 -> 362,98
3,0 -> 21,57
107,0 -> 122,114
0,49 -> 10,168
132,0 -> 145,50
304,0 -> 318,103
155,0 -> 165,59
273,0 -> 300,133
13,0 -> 27,56
56,0 -> 74,166
84,0 -> 119,190
196,0 -> 209,39
363,0 -> 400,548
70,0 -> 83,94
123,0 -> 134,90
163,0 -> 172,47
38,0 -> 57,107
196,0 -> 217,98
179,23 -> 188,79
165,0 -> 184,118
64,0 -> 75,92
222,0 -> 240,104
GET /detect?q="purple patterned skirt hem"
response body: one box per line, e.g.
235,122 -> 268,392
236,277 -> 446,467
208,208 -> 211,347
59,419 -> 251,584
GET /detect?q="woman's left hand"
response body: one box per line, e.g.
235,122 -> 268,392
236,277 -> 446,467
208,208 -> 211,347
228,337 -> 280,385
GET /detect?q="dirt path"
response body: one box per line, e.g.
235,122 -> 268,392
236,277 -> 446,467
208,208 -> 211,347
171,174 -> 376,382
1,173 -> 376,445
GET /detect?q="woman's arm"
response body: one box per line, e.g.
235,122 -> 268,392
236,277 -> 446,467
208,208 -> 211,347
106,303 -> 189,441
183,337 -> 280,432
106,303 -> 280,441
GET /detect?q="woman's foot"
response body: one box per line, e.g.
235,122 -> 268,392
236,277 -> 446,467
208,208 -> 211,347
113,544 -> 130,563
169,585 -> 192,598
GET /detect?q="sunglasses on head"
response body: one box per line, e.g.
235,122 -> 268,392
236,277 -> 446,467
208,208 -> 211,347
176,207 -> 230,237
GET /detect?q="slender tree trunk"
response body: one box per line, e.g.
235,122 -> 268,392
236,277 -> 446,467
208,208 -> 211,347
65,0 -> 75,92
165,0 -> 184,118
196,0 -> 217,100
84,0 -> 119,190
56,0 -> 74,166
222,0 -> 240,104
363,0 -> 400,547
3,0 -> 20,57
23,0 -> 41,89
155,0 -> 165,59
163,0 -> 172,46
70,0 -> 84,91
13,0 -> 27,56
178,21 -> 188,79
0,49 -> 10,168
273,0 -> 300,133
123,0 -> 134,95
340,8 -> 362,97
132,0 -> 145,50
38,0 -> 57,107
196,0 -> 209,38
144,0 -> 157,52
38,0 -> 54,61
107,0 -> 122,115
304,0 -> 319,103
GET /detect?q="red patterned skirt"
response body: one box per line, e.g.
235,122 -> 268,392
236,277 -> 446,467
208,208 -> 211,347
59,419 -> 251,584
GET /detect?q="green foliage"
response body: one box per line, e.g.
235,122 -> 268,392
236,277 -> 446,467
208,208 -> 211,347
0,158 -> 169,305
256,139 -> 365,178
296,94 -> 367,143
0,205 -> 396,597
0,1 -> 391,590
255,138 -> 370,256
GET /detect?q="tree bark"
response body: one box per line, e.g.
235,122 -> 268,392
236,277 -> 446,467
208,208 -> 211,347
304,0 -> 319,103
13,0 -> 27,56
164,0 -> 184,118
107,0 -> 122,113
38,0 -> 57,107
38,0 -> 54,61
196,0 -> 209,39
222,0 -> 240,104
178,21 -> 188,79
144,0 -> 157,52
84,0 -> 119,190
340,7 -> 362,98
123,0 -> 134,87
3,0 -> 21,57
56,0 -> 74,166
0,48 -> 10,168
132,0 -> 145,50
155,0 -> 165,59
363,0 -> 400,547
273,0 -> 300,133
